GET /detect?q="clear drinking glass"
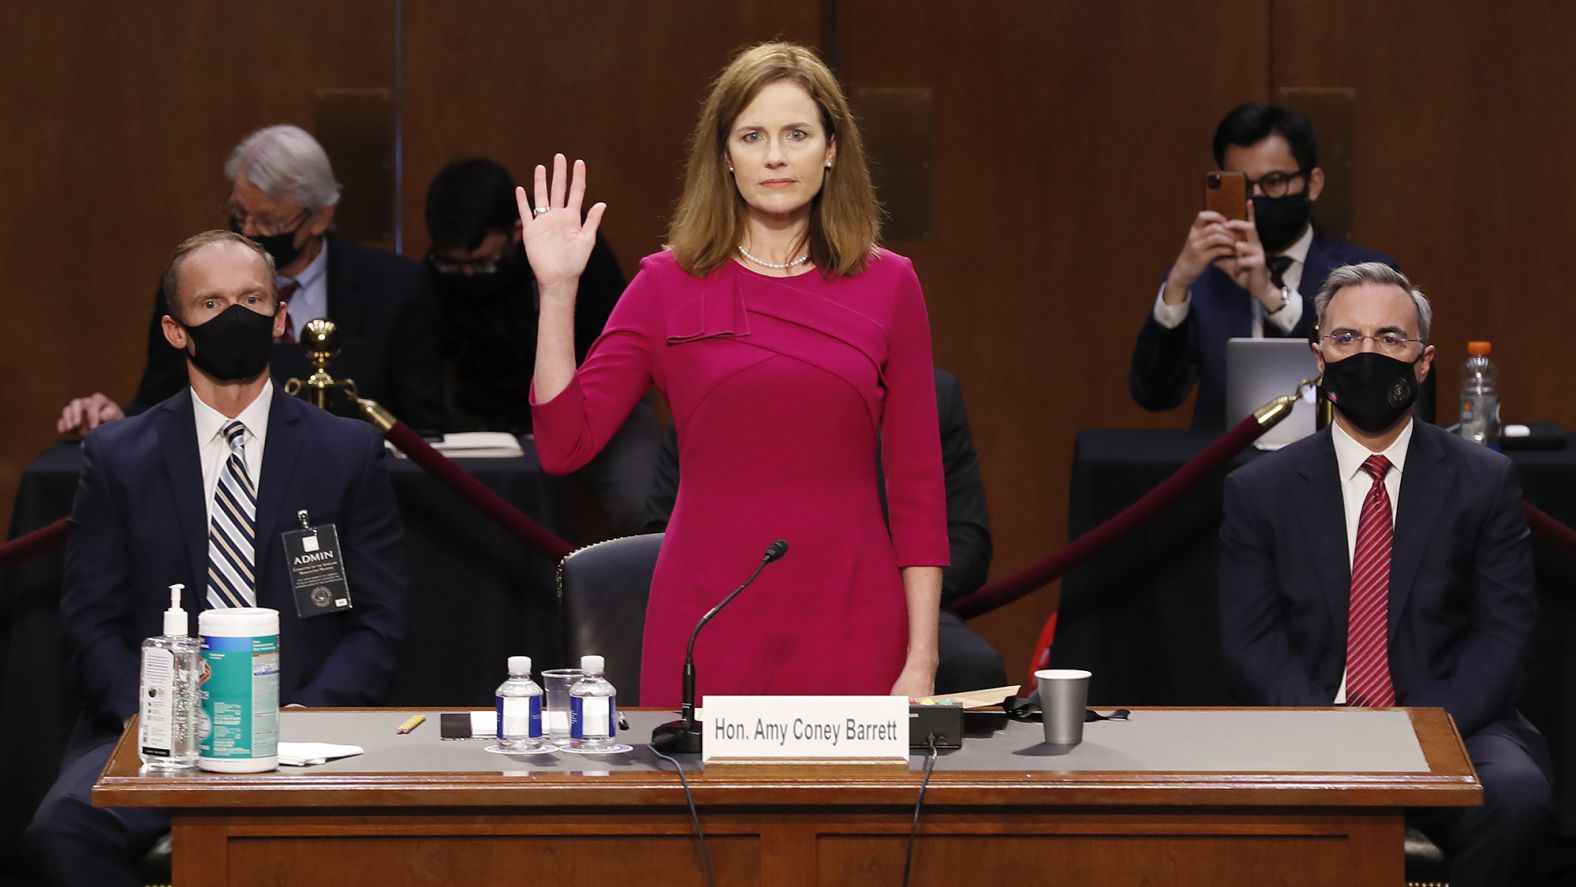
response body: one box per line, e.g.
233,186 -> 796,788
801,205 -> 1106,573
541,668 -> 585,747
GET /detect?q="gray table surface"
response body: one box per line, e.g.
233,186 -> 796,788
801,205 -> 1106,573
253,708 -> 1426,777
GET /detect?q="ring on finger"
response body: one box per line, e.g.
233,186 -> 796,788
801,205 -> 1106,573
534,206 -> 551,216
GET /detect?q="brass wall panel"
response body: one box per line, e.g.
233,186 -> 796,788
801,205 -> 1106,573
1277,86 -> 1357,241
315,88 -> 396,248
855,87 -> 932,243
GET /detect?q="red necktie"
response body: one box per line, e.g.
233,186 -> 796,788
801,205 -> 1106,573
277,281 -> 301,343
1347,454 -> 1398,707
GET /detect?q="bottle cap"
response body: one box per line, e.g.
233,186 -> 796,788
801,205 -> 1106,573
1467,340 -> 1492,356
581,655 -> 604,675
163,584 -> 188,637
508,656 -> 531,676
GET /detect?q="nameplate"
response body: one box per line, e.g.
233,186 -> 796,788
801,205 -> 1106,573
701,696 -> 909,763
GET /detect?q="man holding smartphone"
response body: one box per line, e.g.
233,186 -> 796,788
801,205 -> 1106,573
1129,102 -> 1396,429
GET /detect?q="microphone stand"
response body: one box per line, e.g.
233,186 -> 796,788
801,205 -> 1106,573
651,540 -> 787,753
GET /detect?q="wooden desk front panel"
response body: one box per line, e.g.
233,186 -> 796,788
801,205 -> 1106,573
173,806 -> 1402,886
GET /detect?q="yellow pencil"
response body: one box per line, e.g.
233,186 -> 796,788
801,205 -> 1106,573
396,714 -> 426,734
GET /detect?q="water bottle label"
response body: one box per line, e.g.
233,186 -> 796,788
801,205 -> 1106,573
498,695 -> 542,739
140,647 -> 175,756
571,694 -> 616,739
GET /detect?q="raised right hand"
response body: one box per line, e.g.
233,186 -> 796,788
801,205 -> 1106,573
57,392 -> 125,437
515,153 -> 608,294
1165,211 -> 1239,295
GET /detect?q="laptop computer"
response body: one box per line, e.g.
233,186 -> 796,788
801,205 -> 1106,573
1225,338 -> 1321,450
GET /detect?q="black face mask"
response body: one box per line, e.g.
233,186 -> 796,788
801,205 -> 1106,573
1252,189 -> 1312,253
231,217 -> 309,268
1322,351 -> 1421,434
430,250 -> 528,303
181,303 -> 278,382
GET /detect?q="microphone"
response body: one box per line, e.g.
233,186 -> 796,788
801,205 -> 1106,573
651,539 -> 788,753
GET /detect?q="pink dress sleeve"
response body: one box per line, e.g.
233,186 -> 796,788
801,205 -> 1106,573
880,256 -> 950,567
529,258 -> 662,474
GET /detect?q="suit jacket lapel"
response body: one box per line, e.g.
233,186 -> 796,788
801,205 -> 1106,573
156,393 -> 209,589
1291,430 -> 1352,639
1298,226 -> 1336,302
1388,423 -> 1452,635
253,394 -> 305,585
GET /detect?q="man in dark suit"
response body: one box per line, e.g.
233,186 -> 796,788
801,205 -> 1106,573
1130,102 -> 1396,429
56,124 -> 447,436
643,368 -> 1006,693
28,231 -> 407,886
422,158 -> 660,535
1218,263 -> 1553,887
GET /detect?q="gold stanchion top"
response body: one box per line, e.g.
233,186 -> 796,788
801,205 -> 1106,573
1254,378 -> 1319,429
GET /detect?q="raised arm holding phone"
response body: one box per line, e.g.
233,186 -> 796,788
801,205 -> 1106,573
1131,102 -> 1397,429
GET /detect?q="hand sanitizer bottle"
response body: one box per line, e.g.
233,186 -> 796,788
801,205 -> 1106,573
139,584 -> 200,770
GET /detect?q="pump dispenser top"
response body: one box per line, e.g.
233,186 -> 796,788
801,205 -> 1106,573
163,584 -> 188,636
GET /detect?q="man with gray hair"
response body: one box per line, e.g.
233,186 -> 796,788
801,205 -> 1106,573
56,124 -> 447,434
1217,262 -> 1554,887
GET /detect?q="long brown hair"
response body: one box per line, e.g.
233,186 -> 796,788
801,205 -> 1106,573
666,42 -> 880,278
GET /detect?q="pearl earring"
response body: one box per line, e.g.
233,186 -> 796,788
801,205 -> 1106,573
825,162 -> 833,170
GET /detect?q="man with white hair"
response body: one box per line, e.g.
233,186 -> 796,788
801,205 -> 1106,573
57,124 -> 447,433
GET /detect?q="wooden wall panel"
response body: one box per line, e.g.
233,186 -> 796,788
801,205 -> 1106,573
4,1 -> 1572,687
1272,0 -> 1576,433
398,1 -> 822,266
0,1 -> 396,532
836,0 -> 1272,674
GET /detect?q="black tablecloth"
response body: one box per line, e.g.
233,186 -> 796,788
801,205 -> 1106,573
0,441 -> 573,871
1051,429 -> 1576,830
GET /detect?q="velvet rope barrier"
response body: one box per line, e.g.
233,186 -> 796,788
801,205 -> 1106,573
947,390 -> 1311,622
0,517 -> 69,571
1527,501 -> 1576,564
359,398 -> 574,562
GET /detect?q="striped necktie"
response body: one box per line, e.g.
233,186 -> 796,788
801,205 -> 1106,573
207,420 -> 258,609
1346,454 -> 1397,707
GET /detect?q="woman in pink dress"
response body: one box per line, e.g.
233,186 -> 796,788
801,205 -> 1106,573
521,42 -> 948,706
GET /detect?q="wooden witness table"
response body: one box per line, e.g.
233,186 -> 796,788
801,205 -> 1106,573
95,707 -> 1480,886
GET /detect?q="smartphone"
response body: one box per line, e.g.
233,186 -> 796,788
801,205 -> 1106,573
1204,171 -> 1248,222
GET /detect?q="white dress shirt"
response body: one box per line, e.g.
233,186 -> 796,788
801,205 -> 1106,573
192,380 -> 274,528
1152,222 -> 1313,336
279,240 -> 329,341
1329,417 -> 1414,704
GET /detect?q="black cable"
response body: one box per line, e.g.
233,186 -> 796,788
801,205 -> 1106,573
652,745 -> 715,887
903,734 -> 940,887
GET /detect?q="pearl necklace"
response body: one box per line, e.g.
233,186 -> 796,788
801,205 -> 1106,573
737,244 -> 810,270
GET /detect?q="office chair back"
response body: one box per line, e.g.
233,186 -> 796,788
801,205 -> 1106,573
557,533 -> 663,704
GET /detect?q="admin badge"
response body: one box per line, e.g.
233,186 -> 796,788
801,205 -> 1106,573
282,521 -> 353,619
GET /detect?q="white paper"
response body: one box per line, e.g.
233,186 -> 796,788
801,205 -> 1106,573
277,741 -> 364,766
388,432 -> 523,459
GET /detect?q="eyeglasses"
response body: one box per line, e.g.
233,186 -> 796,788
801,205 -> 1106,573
224,205 -> 309,238
1244,170 -> 1306,199
1321,329 -> 1424,357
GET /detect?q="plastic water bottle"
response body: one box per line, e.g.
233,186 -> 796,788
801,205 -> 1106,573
569,655 -> 618,751
139,584 -> 199,770
495,656 -> 543,751
1459,341 -> 1500,446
